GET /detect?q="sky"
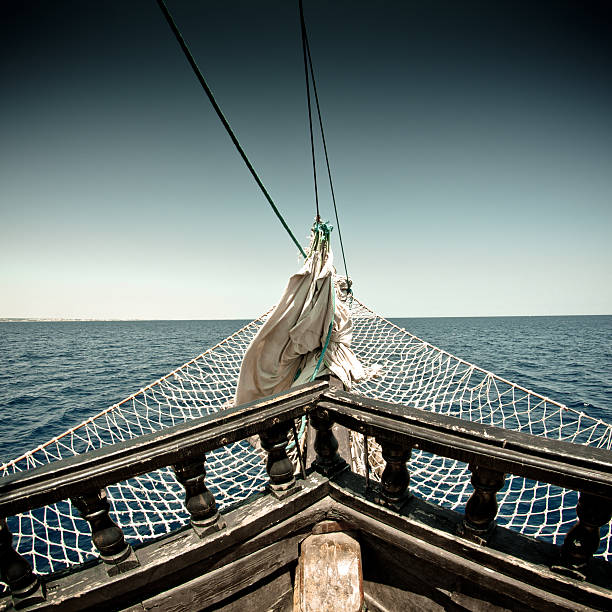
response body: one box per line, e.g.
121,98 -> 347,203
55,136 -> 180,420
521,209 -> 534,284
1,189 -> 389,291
1,0 -> 611,319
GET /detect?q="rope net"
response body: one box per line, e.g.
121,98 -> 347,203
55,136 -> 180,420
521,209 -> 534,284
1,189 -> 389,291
2,295 -> 611,583
346,300 -> 611,560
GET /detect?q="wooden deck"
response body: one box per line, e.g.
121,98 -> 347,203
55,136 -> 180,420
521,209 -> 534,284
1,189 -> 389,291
1,380 -> 611,611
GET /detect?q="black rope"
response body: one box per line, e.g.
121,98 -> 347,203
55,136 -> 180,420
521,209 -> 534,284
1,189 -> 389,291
299,0 -> 351,289
292,421 -> 307,481
364,434 -> 370,490
299,0 -> 319,221
157,0 -> 306,258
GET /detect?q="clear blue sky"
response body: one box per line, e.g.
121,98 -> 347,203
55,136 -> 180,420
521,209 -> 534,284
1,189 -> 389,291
2,0 -> 611,319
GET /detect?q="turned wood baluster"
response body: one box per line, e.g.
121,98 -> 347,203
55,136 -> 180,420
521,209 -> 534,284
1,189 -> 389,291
559,492 -> 612,579
310,408 -> 348,477
377,439 -> 411,508
462,464 -> 506,541
260,421 -> 298,498
71,488 -> 138,574
173,457 -> 223,537
0,518 -> 45,606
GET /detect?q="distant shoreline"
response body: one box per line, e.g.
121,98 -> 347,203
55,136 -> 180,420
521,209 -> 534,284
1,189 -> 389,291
1,314 -> 610,323
0,318 -> 253,323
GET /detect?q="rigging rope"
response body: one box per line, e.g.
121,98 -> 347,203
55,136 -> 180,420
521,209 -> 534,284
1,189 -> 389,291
156,0 -> 307,258
299,0 -> 320,221
298,0 -> 352,290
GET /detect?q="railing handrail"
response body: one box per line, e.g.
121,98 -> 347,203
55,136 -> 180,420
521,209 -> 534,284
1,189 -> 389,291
0,381 -> 327,517
2,382 -> 611,519
320,389 -> 612,498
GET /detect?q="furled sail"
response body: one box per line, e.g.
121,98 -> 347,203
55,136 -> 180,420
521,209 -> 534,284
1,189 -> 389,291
234,222 -> 366,407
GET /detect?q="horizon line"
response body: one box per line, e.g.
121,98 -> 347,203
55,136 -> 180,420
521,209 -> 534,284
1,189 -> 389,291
1,313 -> 611,322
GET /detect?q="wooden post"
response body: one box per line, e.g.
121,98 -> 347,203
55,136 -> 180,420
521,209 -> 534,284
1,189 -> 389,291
310,407 -> 348,477
0,518 -> 45,608
376,439 -> 412,510
71,488 -> 139,576
260,422 -> 299,498
556,492 -> 612,580
460,464 -> 506,544
173,457 -> 224,537
294,521 -> 363,612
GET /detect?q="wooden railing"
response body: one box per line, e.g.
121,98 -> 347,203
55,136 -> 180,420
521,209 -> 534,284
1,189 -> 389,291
1,380 -> 611,608
319,388 -> 612,574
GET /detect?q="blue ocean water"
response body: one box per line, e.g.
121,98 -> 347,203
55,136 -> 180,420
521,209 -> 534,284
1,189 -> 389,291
0,320 -> 247,463
1,315 -> 610,463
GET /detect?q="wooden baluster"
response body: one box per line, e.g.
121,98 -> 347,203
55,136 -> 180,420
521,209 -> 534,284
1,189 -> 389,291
0,518 -> 45,608
173,457 -> 224,537
375,439 -> 412,510
71,488 -> 139,576
260,421 -> 299,498
460,464 -> 506,544
310,408 -> 348,477
555,492 -> 612,580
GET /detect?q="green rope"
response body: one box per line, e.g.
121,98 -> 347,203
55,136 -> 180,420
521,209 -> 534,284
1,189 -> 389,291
310,287 -> 335,381
157,0 -> 307,259
310,221 -> 335,381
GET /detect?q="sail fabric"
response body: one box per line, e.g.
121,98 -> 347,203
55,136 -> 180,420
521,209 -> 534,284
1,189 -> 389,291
291,275 -> 367,389
234,227 -> 365,407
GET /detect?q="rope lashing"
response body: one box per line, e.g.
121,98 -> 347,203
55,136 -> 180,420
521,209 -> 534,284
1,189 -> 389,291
157,0 -> 306,259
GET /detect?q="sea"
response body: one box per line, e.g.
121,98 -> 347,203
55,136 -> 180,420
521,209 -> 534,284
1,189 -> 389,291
1,315 -> 611,464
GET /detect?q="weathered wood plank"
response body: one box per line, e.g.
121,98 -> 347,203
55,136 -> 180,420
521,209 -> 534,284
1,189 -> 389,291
207,570 -> 293,612
1,472 -> 609,611
342,506 -> 600,611
327,474 -> 612,610
363,577 -> 446,612
140,539 -> 297,611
